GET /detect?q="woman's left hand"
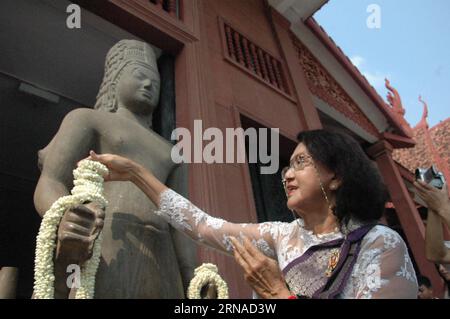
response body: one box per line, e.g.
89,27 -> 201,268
229,236 -> 291,299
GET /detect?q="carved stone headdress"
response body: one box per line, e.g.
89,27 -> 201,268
94,39 -> 159,112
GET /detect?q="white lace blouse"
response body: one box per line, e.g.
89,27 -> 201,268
156,189 -> 418,299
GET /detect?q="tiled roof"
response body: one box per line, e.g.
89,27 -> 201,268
430,118 -> 450,171
393,126 -> 435,172
393,117 -> 450,184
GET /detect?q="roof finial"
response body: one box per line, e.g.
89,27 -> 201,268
385,78 -> 412,136
385,78 -> 406,116
416,95 -> 429,129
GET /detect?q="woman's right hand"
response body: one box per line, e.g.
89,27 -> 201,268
87,150 -> 167,207
86,150 -> 140,182
414,180 -> 450,217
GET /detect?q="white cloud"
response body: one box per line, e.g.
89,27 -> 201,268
350,55 -> 365,68
350,55 -> 388,93
362,71 -> 387,91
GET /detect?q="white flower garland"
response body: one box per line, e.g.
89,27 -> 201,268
33,160 -> 108,299
187,263 -> 229,299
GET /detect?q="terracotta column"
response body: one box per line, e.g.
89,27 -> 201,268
367,140 -> 444,297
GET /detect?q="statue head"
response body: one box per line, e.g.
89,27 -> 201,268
94,40 -> 160,114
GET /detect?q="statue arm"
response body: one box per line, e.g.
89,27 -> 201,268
33,108 -> 97,298
34,109 -> 96,216
166,164 -> 197,295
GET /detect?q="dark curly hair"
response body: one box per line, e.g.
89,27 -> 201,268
417,275 -> 432,288
297,129 -> 387,225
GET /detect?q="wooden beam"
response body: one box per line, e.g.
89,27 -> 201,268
383,132 -> 416,149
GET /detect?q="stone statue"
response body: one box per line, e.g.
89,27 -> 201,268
0,267 -> 18,299
34,40 -> 196,298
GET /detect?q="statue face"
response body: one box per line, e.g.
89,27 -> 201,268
116,64 -> 160,114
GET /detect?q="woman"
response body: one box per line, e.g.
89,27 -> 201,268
86,129 -> 418,298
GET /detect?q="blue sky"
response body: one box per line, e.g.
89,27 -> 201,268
314,0 -> 450,128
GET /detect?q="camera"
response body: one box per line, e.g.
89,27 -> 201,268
415,166 -> 445,189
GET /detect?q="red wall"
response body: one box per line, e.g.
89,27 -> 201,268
191,0 -> 309,297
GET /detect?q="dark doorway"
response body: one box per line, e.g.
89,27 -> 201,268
0,72 -> 80,298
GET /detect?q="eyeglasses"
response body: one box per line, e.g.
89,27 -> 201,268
281,154 -> 314,183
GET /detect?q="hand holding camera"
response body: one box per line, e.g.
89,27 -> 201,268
415,166 -> 445,190
414,166 -> 449,217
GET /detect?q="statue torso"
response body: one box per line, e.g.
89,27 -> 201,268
76,109 -> 186,298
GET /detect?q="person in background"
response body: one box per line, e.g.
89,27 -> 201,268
417,275 -> 436,299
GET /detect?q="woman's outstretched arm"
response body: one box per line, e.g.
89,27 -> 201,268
88,151 -> 285,258
89,151 -> 168,204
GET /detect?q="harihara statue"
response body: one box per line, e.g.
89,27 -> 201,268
34,40 -> 196,298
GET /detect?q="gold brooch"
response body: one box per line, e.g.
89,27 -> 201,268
325,249 -> 340,277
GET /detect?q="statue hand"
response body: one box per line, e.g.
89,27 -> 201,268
56,202 -> 105,265
84,150 -> 138,182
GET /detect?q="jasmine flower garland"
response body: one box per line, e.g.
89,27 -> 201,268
33,160 -> 108,299
188,263 -> 229,299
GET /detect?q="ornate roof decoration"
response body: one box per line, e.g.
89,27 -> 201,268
416,95 -> 429,130
292,38 -> 380,138
385,79 -> 413,137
